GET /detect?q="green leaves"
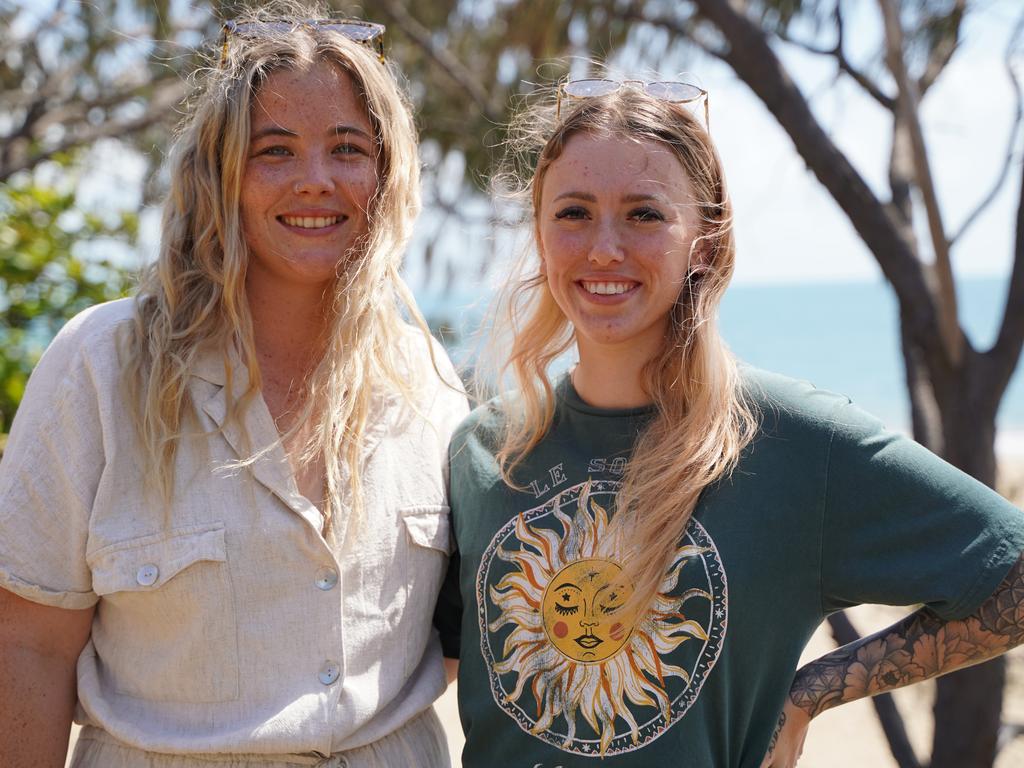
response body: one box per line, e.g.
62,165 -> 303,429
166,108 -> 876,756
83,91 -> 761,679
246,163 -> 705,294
0,169 -> 134,431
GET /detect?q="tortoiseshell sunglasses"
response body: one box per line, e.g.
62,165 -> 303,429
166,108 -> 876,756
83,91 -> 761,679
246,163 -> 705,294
220,18 -> 386,65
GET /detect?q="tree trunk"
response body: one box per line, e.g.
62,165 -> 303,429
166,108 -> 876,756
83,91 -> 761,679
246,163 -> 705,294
900,318 -> 944,455
932,661 -> 1006,768
901,330 -> 1004,767
828,611 -> 923,768
680,5 -> 1024,764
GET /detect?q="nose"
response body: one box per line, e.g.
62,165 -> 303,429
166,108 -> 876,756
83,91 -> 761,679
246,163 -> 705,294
580,618 -> 597,628
588,221 -> 625,266
293,156 -> 335,195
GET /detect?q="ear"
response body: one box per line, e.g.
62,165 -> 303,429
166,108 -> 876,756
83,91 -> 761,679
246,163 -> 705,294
536,226 -> 547,276
688,237 -> 710,274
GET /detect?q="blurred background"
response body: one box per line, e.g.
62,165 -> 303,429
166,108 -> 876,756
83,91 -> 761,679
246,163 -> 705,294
1,0 -> 1022,766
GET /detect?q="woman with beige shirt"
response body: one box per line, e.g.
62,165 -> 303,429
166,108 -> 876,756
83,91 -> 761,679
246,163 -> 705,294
0,7 -> 466,767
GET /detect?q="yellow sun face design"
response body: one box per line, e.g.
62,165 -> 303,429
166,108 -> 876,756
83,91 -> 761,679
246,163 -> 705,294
541,558 -> 635,662
478,479 -> 728,757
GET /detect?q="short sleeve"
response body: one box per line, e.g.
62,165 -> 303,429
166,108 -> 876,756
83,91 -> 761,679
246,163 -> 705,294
820,400 -> 1024,620
0,313 -> 112,609
427,335 -> 470,453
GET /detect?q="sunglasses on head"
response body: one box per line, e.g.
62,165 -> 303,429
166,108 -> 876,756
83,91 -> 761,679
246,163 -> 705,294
219,18 -> 386,65
556,78 -> 710,130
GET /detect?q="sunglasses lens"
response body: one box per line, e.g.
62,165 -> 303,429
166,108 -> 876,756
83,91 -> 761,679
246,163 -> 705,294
324,22 -> 382,41
225,19 -> 384,47
645,81 -> 703,102
228,21 -> 294,37
564,79 -> 618,98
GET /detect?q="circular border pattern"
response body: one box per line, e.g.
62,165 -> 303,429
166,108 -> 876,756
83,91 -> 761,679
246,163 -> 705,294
476,479 -> 728,757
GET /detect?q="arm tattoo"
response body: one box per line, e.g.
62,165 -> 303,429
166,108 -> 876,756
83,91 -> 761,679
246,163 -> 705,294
790,552 -> 1024,719
767,710 -> 786,756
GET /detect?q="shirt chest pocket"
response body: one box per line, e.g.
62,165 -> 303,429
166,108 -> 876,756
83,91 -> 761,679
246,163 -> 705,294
400,504 -> 452,676
87,522 -> 239,703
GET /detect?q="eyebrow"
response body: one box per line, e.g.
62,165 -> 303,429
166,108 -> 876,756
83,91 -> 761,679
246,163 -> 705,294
623,192 -> 668,204
551,191 -> 669,204
331,124 -> 373,141
553,191 -> 597,203
553,583 -> 581,592
249,124 -> 373,142
250,126 -> 297,142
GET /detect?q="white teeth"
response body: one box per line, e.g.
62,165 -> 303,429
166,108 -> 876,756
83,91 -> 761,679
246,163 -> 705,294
281,215 -> 342,228
582,281 -> 633,295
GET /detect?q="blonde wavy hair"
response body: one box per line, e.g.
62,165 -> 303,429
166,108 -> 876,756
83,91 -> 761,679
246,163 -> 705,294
489,84 -> 759,614
122,2 -> 429,526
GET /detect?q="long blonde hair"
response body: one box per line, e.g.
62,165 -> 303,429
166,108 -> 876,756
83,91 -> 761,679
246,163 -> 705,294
122,3 -> 428,524
490,85 -> 758,614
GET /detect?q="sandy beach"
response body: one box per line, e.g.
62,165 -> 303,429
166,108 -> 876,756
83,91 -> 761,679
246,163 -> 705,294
65,455 -> 1024,767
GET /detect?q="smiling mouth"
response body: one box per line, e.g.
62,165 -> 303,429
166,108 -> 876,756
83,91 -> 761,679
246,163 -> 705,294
279,214 -> 345,229
579,280 -> 637,295
574,634 -> 603,649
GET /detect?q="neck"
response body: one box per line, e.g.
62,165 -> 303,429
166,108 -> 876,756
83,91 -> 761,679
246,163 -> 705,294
572,338 -> 660,409
246,276 -> 331,378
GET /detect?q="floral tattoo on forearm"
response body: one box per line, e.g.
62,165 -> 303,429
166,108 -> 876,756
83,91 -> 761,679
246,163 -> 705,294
790,553 -> 1024,719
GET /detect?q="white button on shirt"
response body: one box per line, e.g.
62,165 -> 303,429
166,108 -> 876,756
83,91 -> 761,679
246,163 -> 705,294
0,299 -> 469,759
319,661 -> 341,686
136,564 -> 159,587
315,566 -> 339,591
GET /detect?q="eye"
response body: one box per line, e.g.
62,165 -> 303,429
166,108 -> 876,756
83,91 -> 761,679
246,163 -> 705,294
554,205 -> 589,220
629,206 -> 665,222
554,603 -> 578,616
334,142 -> 367,156
257,145 -> 291,157
599,591 -> 621,614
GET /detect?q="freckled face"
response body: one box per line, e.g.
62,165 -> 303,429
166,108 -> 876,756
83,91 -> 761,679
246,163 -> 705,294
240,62 -> 378,294
537,133 -> 700,365
542,558 -> 635,662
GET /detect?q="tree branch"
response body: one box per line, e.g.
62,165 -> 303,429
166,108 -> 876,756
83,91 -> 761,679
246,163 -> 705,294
984,155 -> 1024,398
950,16 -> 1024,246
0,80 -> 186,183
679,0 -> 945,368
0,0 -> 202,181
373,0 -> 501,124
879,0 -> 962,366
775,2 -> 895,111
5,71 -> 184,154
918,0 -> 966,96
827,613 -> 923,768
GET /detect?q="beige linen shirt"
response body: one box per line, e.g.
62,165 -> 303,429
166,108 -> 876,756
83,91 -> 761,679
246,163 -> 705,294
0,298 -> 469,759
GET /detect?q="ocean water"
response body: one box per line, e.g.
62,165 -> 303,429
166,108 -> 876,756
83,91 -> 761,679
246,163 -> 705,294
718,278 -> 1024,432
416,276 -> 1024,435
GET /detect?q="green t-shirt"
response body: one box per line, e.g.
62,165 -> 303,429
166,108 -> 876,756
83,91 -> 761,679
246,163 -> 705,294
435,368 -> 1024,768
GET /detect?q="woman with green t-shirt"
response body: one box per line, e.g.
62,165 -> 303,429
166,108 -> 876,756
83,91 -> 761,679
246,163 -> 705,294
433,79 -> 1024,768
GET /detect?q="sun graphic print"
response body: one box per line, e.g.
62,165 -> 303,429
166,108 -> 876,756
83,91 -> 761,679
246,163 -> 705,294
477,478 -> 727,757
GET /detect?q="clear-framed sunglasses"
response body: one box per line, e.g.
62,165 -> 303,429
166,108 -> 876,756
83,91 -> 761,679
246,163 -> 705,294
556,78 -> 710,129
219,18 -> 386,65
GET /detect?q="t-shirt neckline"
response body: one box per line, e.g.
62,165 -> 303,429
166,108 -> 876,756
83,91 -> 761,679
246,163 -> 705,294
557,373 -> 658,418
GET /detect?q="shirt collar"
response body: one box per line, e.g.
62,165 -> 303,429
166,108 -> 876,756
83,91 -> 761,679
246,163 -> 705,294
191,345 -> 238,388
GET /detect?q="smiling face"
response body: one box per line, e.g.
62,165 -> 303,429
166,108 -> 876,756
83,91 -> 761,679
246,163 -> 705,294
536,132 -> 701,365
240,61 -> 378,295
541,558 -> 636,662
